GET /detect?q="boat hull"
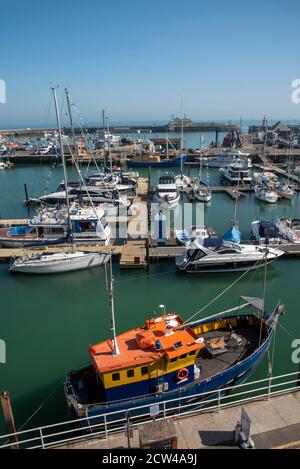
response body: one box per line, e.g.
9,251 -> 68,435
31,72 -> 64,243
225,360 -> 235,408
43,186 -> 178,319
10,252 -> 110,274
127,154 -> 187,168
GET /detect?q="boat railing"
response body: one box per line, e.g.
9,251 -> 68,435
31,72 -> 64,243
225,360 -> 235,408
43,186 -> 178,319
1,370 -> 299,449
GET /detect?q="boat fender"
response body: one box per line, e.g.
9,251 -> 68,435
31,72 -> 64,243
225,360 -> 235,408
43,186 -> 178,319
177,368 -> 189,381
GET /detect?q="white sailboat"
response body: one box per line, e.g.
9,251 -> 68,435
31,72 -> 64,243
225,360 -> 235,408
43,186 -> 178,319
192,139 -> 212,202
255,185 -> 278,203
175,96 -> 191,191
10,87 -> 110,274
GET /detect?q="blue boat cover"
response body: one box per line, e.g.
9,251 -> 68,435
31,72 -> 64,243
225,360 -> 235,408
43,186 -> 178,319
8,225 -> 28,235
258,221 -> 278,238
223,225 -> 241,244
202,237 -> 224,248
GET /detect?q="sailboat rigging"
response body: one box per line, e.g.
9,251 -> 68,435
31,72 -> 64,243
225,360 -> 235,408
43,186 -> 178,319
9,87 -> 110,274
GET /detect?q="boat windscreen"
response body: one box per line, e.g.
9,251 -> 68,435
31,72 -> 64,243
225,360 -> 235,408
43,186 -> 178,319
202,237 -> 224,249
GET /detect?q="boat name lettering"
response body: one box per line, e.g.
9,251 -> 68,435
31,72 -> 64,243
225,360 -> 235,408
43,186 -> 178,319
291,339 -> 300,364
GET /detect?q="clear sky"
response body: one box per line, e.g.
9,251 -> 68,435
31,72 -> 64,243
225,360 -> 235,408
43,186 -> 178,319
0,0 -> 300,127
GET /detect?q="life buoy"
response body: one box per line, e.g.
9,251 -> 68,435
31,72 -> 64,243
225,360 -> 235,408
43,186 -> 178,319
177,368 -> 189,381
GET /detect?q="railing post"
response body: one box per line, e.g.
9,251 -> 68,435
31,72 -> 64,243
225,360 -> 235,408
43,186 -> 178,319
104,415 -> 108,439
39,428 -> 45,449
268,375 -> 272,399
163,401 -> 166,419
218,390 -> 221,412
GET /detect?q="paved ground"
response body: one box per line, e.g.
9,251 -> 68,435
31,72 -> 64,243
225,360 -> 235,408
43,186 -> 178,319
54,391 -> 300,449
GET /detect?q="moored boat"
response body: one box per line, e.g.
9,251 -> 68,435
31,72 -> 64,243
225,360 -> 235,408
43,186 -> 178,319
155,173 -> 180,209
193,180 -> 212,202
175,238 -> 283,273
9,251 -> 110,274
251,220 -> 282,245
64,297 -> 284,422
219,161 -> 252,185
255,185 -> 278,203
276,218 -> 300,244
127,153 -> 187,168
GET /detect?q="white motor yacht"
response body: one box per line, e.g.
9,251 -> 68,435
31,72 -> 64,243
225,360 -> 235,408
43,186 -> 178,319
176,238 -> 283,273
155,174 -> 180,209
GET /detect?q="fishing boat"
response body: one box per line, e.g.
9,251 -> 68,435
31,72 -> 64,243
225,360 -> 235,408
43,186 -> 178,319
175,238 -> 283,273
127,153 -> 187,168
155,174 -> 180,210
65,291 -> 284,421
202,149 -> 251,169
251,220 -> 281,245
219,161 -> 252,185
10,87 -> 111,274
175,225 -> 210,245
276,218 -> 300,244
255,185 -> 278,203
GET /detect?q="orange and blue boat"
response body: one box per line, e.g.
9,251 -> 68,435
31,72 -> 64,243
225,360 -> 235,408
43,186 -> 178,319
64,296 -> 283,422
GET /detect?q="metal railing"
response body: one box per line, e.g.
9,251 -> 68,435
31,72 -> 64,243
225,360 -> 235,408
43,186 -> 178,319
1,370 -> 299,449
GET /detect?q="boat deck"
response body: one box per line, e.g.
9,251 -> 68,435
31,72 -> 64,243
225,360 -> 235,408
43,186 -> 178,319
196,327 -> 259,382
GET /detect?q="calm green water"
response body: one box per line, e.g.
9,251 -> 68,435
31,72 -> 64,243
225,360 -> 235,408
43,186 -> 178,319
0,155 -> 300,436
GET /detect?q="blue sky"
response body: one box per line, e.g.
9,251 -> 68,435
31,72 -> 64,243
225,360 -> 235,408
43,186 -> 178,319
0,0 -> 300,126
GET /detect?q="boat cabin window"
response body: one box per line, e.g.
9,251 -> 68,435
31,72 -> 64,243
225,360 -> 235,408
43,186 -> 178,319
77,221 -> 95,231
180,353 -> 187,359
217,248 -> 239,254
170,357 -> 177,363
189,351 -> 196,356
112,372 -> 120,382
141,366 -> 148,375
159,177 -> 175,184
47,227 -> 64,235
158,188 -> 177,193
127,369 -> 134,378
173,341 -> 183,349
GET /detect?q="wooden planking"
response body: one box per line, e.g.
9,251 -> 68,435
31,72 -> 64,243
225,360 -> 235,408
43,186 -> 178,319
120,240 -> 147,268
0,244 -> 123,261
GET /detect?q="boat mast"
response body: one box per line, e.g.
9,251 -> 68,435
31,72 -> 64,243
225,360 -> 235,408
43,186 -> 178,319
106,114 -> 113,175
102,110 -> 107,173
108,258 -> 120,356
51,86 -> 74,250
263,117 -> 267,170
180,94 -> 184,174
166,132 -> 169,161
65,88 -> 82,193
